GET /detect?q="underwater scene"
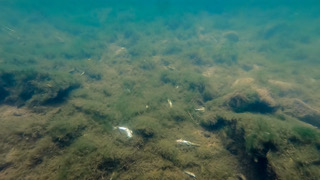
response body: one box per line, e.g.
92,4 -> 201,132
1,0 -> 320,179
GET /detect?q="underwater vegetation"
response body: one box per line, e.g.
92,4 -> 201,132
226,89 -> 278,114
0,69 -> 80,108
1,2 -> 320,180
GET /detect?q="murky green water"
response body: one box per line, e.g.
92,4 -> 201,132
0,1 -> 320,179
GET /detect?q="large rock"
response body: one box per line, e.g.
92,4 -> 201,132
282,98 -> 320,128
226,88 -> 278,114
0,70 -> 80,107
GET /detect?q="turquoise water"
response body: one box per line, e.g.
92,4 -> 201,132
1,1 -> 320,179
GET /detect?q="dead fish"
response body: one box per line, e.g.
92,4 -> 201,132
167,99 -> 173,108
195,107 -> 205,112
176,139 -> 200,147
184,170 -> 196,178
114,126 -> 133,138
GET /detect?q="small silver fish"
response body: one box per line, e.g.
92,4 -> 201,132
176,139 -> 200,147
184,170 -> 196,178
114,126 -> 133,138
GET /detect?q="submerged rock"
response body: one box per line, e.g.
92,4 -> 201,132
226,88 -> 278,114
136,127 -> 154,138
232,78 -> 255,87
200,113 -> 235,131
282,98 -> 320,128
0,70 -> 80,107
268,80 -> 295,92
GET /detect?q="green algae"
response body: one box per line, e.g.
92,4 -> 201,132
0,3 -> 320,180
292,126 -> 320,144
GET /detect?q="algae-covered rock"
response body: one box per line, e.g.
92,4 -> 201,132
0,70 -> 80,107
281,98 -> 320,128
50,124 -> 86,148
136,127 -> 154,138
226,88 -> 278,114
98,157 -> 121,174
169,108 -> 188,122
131,116 -> 161,139
200,112 -> 236,131
218,111 -> 320,180
155,140 -> 179,163
290,125 -> 320,145
268,79 -> 295,92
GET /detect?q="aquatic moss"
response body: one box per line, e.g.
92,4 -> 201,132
114,95 -> 147,121
1,4 -> 320,180
160,70 -> 179,86
200,111 -> 238,131
160,68 -> 208,93
291,126 -> 320,144
195,147 -> 215,159
169,108 -> 188,122
131,116 -> 161,139
226,90 -> 277,114
212,44 -> 238,65
244,119 -> 279,157
48,112 -> 87,149
201,114 -> 227,131
185,50 -> 209,66
0,70 -> 80,107
137,59 -> 156,70
71,137 -> 98,157
156,140 -> 179,163
51,125 -> 86,148
202,88 -> 216,102
182,71 -> 207,93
